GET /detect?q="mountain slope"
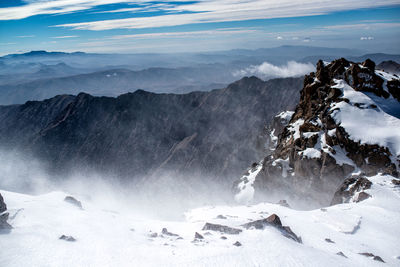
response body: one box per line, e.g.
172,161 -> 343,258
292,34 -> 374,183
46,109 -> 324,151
0,76 -> 302,190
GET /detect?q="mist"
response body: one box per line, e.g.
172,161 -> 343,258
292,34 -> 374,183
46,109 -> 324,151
234,61 -> 315,79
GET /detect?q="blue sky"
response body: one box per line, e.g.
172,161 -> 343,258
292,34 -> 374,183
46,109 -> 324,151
0,0 -> 399,55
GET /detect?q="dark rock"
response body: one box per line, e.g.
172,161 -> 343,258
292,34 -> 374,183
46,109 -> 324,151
64,196 -> 83,209
362,59 -> 375,71
359,252 -> 385,262
194,232 -> 204,239
149,232 -> 158,238
202,223 -> 242,235
355,192 -> 371,202
336,252 -> 347,258
277,200 -> 290,208
220,236 -> 227,240
241,214 -> 302,243
0,193 -> 6,213
373,256 -> 385,263
216,215 -> 227,219
0,193 -> 12,232
161,228 -> 179,237
233,241 -> 242,247
331,175 -> 372,205
392,179 -> 400,186
59,235 -> 76,242
325,238 -> 335,243
359,252 -> 374,257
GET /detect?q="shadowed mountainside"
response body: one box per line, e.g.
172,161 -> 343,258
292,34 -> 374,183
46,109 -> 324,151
0,76 -> 302,188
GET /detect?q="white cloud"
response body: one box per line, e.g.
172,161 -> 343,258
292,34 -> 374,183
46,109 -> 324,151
109,28 -> 257,40
17,35 -> 35,38
360,36 -> 374,40
276,36 -> 283,40
0,0 -> 399,30
51,35 -> 78,39
234,61 -> 315,79
322,22 -> 400,30
52,0 -> 400,31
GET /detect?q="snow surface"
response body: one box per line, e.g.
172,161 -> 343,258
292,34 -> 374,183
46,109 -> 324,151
234,162 -> 263,204
276,111 -> 294,122
1,174 -> 400,266
331,79 -> 400,157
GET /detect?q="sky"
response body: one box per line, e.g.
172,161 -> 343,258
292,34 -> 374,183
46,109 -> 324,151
0,0 -> 399,55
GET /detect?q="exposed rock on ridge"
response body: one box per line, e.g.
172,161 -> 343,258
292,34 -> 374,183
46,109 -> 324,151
248,58 -> 400,205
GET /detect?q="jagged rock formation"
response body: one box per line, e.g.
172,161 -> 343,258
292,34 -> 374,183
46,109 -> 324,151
0,193 -> 12,231
242,58 -> 400,205
330,175 -> 372,205
0,76 -> 301,189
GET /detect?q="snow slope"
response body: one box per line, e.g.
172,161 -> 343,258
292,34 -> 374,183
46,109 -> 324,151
1,174 -> 400,266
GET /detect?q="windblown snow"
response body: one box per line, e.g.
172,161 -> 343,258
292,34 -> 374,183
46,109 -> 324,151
1,174 -> 400,266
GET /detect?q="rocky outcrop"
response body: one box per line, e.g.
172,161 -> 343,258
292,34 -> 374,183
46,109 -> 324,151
249,58 -> 400,205
242,214 -> 302,243
330,175 -> 372,205
0,193 -> 12,232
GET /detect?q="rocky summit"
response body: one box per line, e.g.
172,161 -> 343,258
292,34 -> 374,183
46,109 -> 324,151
235,58 -> 400,206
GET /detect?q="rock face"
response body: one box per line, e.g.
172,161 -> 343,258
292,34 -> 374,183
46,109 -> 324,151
0,77 -> 301,188
249,58 -> 400,205
331,175 -> 372,205
0,193 -> 12,231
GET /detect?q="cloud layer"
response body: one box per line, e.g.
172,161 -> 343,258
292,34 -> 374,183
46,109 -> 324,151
1,0 -> 399,31
235,61 -> 315,79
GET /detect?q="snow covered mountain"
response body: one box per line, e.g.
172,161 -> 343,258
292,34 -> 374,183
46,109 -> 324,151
235,58 -> 400,207
1,58 -> 400,266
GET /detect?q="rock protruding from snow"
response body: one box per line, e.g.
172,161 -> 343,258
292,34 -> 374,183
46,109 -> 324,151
59,235 -> 76,242
0,193 -> 12,232
64,196 -> 83,209
331,175 -> 372,205
242,214 -> 302,243
202,223 -> 242,235
251,58 -> 400,206
161,228 -> 179,237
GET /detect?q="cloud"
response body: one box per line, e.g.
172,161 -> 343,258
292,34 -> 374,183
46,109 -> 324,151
276,36 -> 283,40
234,61 -> 315,79
360,36 -> 374,40
17,35 -> 35,38
0,0 -> 398,30
51,35 -> 79,39
52,0 -> 400,31
109,28 -> 258,40
322,22 -> 400,30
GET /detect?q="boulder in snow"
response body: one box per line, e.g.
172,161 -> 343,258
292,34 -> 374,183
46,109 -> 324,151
202,223 -> 242,235
64,196 -> 83,209
241,214 -> 302,243
59,235 -> 76,242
